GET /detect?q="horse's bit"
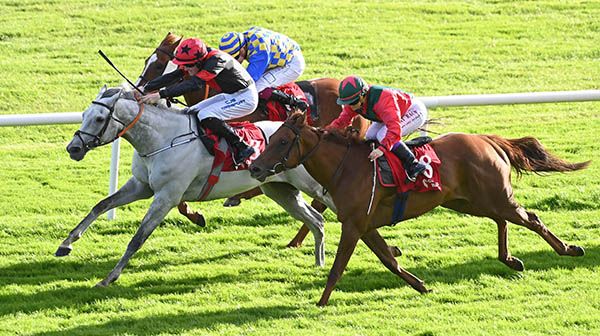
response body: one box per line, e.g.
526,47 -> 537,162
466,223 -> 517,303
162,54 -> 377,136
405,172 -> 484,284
267,123 -> 322,174
74,90 -> 144,150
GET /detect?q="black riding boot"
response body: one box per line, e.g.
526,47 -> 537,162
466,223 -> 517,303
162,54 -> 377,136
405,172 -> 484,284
270,89 -> 308,112
391,141 -> 427,182
200,117 -> 255,165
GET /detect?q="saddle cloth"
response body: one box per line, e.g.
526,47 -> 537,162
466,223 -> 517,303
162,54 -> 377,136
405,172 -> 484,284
204,122 -> 266,171
264,82 -> 314,125
376,143 -> 442,193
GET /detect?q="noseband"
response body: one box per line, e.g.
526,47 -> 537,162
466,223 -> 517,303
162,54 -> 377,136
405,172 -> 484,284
74,91 -> 145,150
269,123 -> 322,174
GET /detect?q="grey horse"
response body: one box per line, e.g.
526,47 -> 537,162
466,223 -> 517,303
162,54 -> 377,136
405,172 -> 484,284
59,85 -> 335,287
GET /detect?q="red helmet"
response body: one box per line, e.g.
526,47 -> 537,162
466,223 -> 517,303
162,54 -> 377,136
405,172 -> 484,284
173,38 -> 207,66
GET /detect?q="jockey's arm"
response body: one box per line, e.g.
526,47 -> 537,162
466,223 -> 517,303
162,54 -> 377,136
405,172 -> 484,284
159,76 -> 204,99
246,49 -> 270,82
144,69 -> 185,93
374,93 -> 403,151
326,105 -> 356,130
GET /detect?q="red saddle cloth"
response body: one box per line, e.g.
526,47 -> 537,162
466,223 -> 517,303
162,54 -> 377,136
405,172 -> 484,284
204,122 -> 266,171
265,82 -> 313,125
378,144 -> 442,193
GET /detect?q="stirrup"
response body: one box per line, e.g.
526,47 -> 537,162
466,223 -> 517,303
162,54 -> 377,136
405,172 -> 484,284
233,146 -> 255,166
405,162 -> 427,182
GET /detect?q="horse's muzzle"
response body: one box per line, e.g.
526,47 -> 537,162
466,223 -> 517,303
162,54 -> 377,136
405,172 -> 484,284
66,138 -> 88,161
249,163 -> 269,182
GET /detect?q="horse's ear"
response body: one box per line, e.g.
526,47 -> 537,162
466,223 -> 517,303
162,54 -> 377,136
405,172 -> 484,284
95,85 -> 107,100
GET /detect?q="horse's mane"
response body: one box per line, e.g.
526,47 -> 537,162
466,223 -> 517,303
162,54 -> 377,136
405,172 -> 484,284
116,85 -> 188,115
321,128 -> 365,147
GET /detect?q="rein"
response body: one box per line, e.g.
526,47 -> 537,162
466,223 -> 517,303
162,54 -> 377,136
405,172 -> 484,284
269,123 -> 322,174
74,91 -> 145,150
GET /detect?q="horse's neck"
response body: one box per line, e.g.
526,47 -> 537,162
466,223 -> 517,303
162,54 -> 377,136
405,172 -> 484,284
302,135 -> 366,192
116,99 -> 194,155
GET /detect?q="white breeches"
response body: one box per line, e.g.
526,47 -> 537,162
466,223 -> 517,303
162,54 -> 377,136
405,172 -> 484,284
190,84 -> 259,121
254,50 -> 305,92
365,99 -> 428,142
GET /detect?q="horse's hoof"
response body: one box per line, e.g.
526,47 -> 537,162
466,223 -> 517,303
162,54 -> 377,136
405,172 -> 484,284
390,246 -> 402,257
95,281 -> 109,288
414,282 -> 429,294
503,257 -> 525,271
55,246 -> 72,257
193,215 -> 206,228
286,241 -> 302,248
223,198 -> 241,207
568,245 -> 585,257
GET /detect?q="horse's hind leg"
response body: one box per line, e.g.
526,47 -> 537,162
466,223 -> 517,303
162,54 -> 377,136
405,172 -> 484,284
361,229 -> 427,293
56,177 -> 153,257
502,206 -> 585,257
177,202 -> 205,227
495,219 -> 524,271
259,182 -> 325,267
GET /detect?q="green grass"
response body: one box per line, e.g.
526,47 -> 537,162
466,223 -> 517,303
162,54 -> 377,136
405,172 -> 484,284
1,1 -> 599,335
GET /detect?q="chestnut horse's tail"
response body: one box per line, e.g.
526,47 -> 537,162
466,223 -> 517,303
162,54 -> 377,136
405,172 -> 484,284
484,135 -> 591,176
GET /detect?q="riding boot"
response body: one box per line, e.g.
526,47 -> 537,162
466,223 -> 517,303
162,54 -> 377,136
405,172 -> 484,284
200,117 -> 255,165
391,141 -> 427,182
270,89 -> 309,112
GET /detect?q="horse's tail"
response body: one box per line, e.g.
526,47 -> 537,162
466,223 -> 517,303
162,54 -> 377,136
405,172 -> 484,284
484,135 -> 590,176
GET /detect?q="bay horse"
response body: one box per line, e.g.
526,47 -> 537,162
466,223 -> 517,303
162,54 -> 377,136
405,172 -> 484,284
59,86 -> 337,287
249,112 -> 589,306
136,32 -> 369,239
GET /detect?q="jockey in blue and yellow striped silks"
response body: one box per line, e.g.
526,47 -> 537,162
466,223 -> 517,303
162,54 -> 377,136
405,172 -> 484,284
219,27 -> 307,111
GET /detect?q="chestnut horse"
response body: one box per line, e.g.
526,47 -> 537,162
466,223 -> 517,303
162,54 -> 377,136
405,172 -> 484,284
136,32 -> 368,233
249,112 -> 589,306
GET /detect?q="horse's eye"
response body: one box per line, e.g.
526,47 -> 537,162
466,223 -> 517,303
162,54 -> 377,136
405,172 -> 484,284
96,116 -> 105,123
280,139 -> 288,146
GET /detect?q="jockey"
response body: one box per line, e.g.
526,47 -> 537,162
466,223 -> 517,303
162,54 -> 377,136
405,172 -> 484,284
326,75 -> 428,182
218,26 -> 308,112
142,38 -> 257,165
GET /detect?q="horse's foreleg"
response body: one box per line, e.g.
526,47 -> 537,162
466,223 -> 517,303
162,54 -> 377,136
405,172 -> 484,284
495,219 -> 524,271
260,182 -> 325,266
504,207 -> 585,257
177,202 -> 205,227
317,223 -> 360,307
361,229 -> 427,293
56,177 -> 153,257
223,187 -> 263,207
287,199 -> 327,247
96,191 -> 178,287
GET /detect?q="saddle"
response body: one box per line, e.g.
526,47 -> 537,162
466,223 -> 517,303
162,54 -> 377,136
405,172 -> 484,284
375,136 -> 441,193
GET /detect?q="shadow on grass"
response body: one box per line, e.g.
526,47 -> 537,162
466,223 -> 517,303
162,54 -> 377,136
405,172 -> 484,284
292,244 -> 600,293
31,305 -> 297,336
0,247 -> 267,317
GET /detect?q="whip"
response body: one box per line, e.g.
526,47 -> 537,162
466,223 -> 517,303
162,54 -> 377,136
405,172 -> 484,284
98,50 -> 145,96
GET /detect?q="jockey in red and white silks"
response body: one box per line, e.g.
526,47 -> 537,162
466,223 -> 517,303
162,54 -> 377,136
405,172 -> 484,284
326,75 -> 428,181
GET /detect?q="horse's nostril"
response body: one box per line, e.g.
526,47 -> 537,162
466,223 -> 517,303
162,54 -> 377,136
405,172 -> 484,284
68,146 -> 81,154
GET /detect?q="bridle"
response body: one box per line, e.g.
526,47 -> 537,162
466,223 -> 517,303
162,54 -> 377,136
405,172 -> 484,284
73,90 -> 145,150
268,122 -> 322,174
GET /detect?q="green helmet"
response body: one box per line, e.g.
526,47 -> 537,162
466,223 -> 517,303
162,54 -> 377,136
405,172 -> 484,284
336,75 -> 368,105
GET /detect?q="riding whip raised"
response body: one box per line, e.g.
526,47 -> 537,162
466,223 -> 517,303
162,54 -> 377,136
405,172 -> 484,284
98,50 -> 145,96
